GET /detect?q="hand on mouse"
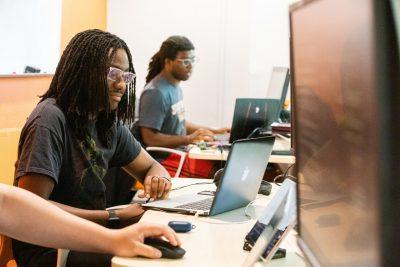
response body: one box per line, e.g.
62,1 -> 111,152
109,223 -> 180,258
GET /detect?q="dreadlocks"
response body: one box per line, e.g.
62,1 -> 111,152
41,29 -> 136,147
146,35 -> 194,84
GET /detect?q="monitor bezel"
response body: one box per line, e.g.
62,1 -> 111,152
290,0 -> 400,266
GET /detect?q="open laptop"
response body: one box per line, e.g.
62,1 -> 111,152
266,67 -> 290,115
215,67 -> 290,143
214,98 -> 281,144
142,136 -> 275,216
243,178 -> 297,266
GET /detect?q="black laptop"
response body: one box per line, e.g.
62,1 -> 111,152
214,98 -> 281,145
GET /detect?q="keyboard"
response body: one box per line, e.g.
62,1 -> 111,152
262,229 -> 284,259
175,198 -> 213,211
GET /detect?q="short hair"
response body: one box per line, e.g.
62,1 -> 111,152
41,29 -> 136,147
146,35 -> 194,83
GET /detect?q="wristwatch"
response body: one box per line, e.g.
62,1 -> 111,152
107,209 -> 120,221
107,209 -> 121,229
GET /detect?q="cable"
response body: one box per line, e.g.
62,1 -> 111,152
273,163 -> 295,185
194,217 -> 253,225
244,199 -> 258,219
216,143 -> 224,170
283,163 -> 295,178
171,182 -> 214,191
247,127 -> 262,139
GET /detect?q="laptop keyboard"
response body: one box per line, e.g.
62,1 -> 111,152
175,198 -> 213,210
262,229 -> 284,258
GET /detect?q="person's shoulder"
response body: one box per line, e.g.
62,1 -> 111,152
146,75 -> 176,91
142,82 -> 165,99
144,76 -> 164,91
115,123 -> 140,147
115,123 -> 130,135
28,98 -> 67,128
36,98 -> 66,120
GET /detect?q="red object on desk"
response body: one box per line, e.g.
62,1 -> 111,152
162,154 -> 214,178
271,122 -> 291,133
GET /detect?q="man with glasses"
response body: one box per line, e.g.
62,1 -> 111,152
13,29 -> 174,266
137,35 -> 229,178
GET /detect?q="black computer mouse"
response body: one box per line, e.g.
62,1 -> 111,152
144,237 -> 186,259
213,168 -> 224,187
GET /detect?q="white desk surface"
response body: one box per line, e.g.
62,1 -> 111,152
188,137 -> 295,164
112,179 -> 305,267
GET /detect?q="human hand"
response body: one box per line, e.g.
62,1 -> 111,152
115,204 -> 145,225
212,127 -> 231,134
138,175 -> 172,200
187,128 -> 214,143
111,222 -> 181,258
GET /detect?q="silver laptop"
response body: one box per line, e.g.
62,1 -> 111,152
142,136 -> 275,216
243,179 -> 297,266
266,66 -> 290,111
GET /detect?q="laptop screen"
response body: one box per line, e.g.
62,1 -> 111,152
210,136 -> 275,216
266,67 -> 290,108
229,98 -> 281,143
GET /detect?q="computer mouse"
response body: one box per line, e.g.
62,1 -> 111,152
144,237 -> 186,259
213,168 -> 224,187
258,181 -> 272,196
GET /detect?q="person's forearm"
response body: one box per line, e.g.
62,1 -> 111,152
143,132 -> 190,147
0,184 -> 116,253
185,121 -> 210,134
49,201 -> 109,225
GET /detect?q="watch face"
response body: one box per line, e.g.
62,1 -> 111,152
108,209 -> 119,221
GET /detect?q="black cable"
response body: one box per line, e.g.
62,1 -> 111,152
217,143 -> 224,170
272,163 -> 296,185
283,163 -> 295,179
246,127 -> 262,139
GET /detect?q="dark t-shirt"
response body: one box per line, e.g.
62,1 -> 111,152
15,98 -> 141,209
137,74 -> 186,136
13,98 -> 142,265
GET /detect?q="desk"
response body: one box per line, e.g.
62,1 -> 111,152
188,137 -> 296,164
112,179 -> 305,267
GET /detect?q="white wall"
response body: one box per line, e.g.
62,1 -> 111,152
107,0 -> 296,127
0,0 -> 61,74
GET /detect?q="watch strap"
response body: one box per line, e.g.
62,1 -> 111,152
107,209 -> 120,221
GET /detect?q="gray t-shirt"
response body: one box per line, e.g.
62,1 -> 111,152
138,74 -> 186,136
14,98 -> 141,210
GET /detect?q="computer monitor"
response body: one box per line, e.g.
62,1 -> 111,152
266,66 -> 290,115
290,0 -> 400,266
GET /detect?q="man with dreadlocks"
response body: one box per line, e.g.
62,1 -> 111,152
137,35 -> 229,178
12,29 -> 173,266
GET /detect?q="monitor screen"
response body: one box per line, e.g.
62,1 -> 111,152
266,67 -> 290,122
266,66 -> 290,103
290,0 -> 400,266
